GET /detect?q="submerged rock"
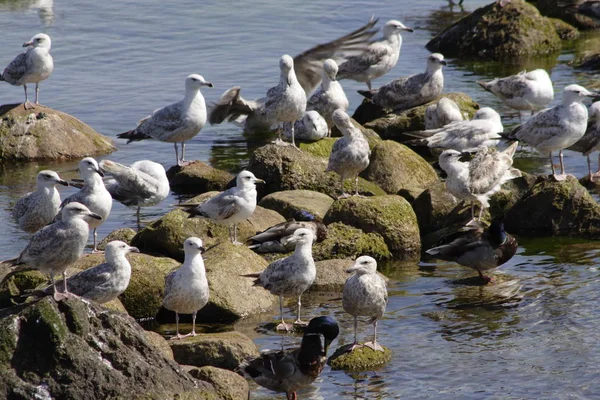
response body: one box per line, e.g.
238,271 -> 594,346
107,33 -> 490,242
0,297 -> 218,399
570,51 -> 600,70
328,345 -> 392,371
549,18 -> 580,40
166,161 -> 234,194
426,0 -> 561,60
312,222 -> 392,261
258,189 -> 334,219
185,366 -> 250,400
0,104 -> 115,163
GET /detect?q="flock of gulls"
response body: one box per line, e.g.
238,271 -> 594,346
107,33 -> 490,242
1,13 -> 599,399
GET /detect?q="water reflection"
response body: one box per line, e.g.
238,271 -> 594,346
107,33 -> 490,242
0,0 -> 54,25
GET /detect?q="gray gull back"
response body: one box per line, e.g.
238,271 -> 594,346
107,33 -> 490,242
306,59 -> 349,135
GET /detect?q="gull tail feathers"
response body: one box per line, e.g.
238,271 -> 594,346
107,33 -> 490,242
502,141 -> 519,158
99,159 -> 129,176
172,204 -> 209,219
357,89 -> 375,100
240,272 -> 262,286
117,130 -> 151,143
476,80 -> 493,92
209,86 -> 255,125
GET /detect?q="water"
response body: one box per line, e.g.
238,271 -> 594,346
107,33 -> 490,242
1,0 -> 600,398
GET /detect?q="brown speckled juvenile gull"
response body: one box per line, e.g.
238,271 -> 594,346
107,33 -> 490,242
568,101 -> 600,180
163,237 -> 208,339
342,256 -> 388,352
1,33 -> 53,109
12,170 -> 68,233
358,53 -> 446,110
424,97 -> 463,130
117,74 -> 213,166
306,59 -> 349,136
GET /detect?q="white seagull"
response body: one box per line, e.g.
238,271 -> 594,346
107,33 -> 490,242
425,97 -> 464,130
306,59 -> 349,136
568,101 -> 600,181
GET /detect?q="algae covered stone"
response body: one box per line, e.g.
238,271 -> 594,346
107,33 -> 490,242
97,228 -> 137,251
186,366 -> 250,400
328,345 -> 392,371
166,160 -> 234,194
258,189 -> 334,219
312,222 -> 391,261
310,259 -> 388,292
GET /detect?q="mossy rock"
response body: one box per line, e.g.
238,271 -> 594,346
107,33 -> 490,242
570,51 -> 600,70
412,181 -> 463,235
313,222 -> 391,261
97,228 -> 137,251
144,331 -> 175,361
310,259 -> 388,292
426,0 -> 561,60
549,18 -> 580,40
169,331 -> 259,370
166,161 -> 234,194
248,144 -> 386,200
358,92 -> 478,138
258,190 -> 334,220
185,366 -> 250,400
361,140 -> 439,201
0,104 -> 115,163
505,175 -> 600,236
299,137 -> 337,158
131,191 -> 285,261
328,345 -> 392,371
535,0 -> 600,30
324,196 -> 421,260
488,172 -> 538,217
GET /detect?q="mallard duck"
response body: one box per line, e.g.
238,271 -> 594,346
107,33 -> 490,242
248,210 -> 327,253
425,218 -> 518,283
240,316 -> 339,400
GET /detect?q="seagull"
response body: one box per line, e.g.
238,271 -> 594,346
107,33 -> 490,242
477,69 -> 554,121
507,84 -> 593,181
12,170 -> 68,233
117,74 -> 213,166
240,316 -> 339,400
175,170 -> 265,244
55,157 -> 112,253
438,142 -> 521,225
424,97 -> 463,130
337,20 -> 413,90
342,256 -> 388,352
326,109 -> 371,198
568,101 -> 600,181
242,228 -> 316,332
1,33 -> 53,110
28,241 -> 139,303
405,107 -> 503,151
100,159 -> 170,225
283,111 -> 328,142
4,202 -> 102,301
306,59 -> 349,136
162,237 -> 208,339
426,217 -> 518,283
208,19 -> 378,133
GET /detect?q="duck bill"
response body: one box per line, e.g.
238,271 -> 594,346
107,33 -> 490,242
324,338 -> 333,355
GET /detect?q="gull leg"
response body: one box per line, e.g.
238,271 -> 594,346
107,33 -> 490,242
293,295 -> 307,326
177,142 -> 191,167
592,153 -> 600,182
273,124 -> 288,146
553,150 -> 568,181
337,176 -> 350,199
191,311 -> 197,336
61,270 -> 78,299
276,295 -> 293,331
91,229 -> 103,253
232,224 -> 241,245
290,123 -> 299,150
174,143 -> 181,167
353,176 -> 363,197
51,274 -> 64,301
35,83 -> 40,104
364,320 -> 385,352
344,316 -> 363,353
366,80 -> 372,91
23,84 -> 34,110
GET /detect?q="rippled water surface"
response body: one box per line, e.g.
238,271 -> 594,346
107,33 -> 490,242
2,0 -> 600,398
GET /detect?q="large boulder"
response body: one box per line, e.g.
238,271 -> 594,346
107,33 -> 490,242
426,0 -> 561,60
505,176 -> 600,236
412,181 -> 464,235
169,331 -> 259,370
361,140 -> 439,201
131,191 -> 285,261
312,222 -> 391,261
355,92 -> 478,138
247,144 -> 386,200
0,297 -> 218,399
570,51 -> 600,70
535,0 -> 600,30
550,18 -> 580,40
185,366 -> 250,400
324,196 -> 421,260
166,161 -> 234,194
258,190 -> 334,219
0,104 -> 115,163
97,228 -> 137,251
309,259 -> 388,292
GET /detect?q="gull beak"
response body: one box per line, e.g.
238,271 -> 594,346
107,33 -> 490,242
22,41 -> 33,47
129,246 -> 140,253
345,265 -> 359,274
95,168 -> 105,177
403,27 -> 414,32
253,178 -> 266,184
199,246 -> 206,254
205,82 -> 214,88
88,212 -> 103,221
57,179 -> 69,187
440,60 -> 447,66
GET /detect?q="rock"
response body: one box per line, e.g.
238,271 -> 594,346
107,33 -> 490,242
549,18 -> 580,40
0,297 -> 218,399
328,345 -> 392,371
426,0 -> 561,60
535,0 -> 600,31
356,92 -> 478,138
0,104 -> 115,163
144,331 -> 175,361
324,196 -> 421,260
169,331 -> 259,370
299,137 -> 337,158
186,366 -> 250,400
412,181 -> 463,235
313,222 -> 391,261
97,228 -> 137,251
258,190 -> 334,219
505,176 -> 600,236
570,51 -> 600,70
166,161 -> 234,194
310,259 -> 388,292
488,172 -> 538,217
248,144 -> 386,199
131,191 -> 285,261
361,140 -> 439,201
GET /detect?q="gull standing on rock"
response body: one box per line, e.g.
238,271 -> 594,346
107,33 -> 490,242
261,55 -> 307,147
1,33 -> 53,109
100,159 -> 170,224
117,74 -> 213,166
176,170 -> 265,244
306,59 -> 349,136
358,53 -> 446,110
507,84 -> 593,181
568,101 -> 600,181
284,111 -> 328,142
162,237 -> 208,339
55,157 -> 112,253
342,256 -> 388,352
405,107 -> 503,151
12,170 -> 68,233
439,142 -> 521,225
30,241 -> 138,303
326,109 -> 370,198
425,97 -> 464,130
337,20 -> 413,90
477,69 -> 554,120
4,202 -> 102,301
243,228 -> 316,332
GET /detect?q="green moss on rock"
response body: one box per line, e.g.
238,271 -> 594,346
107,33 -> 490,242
97,228 -> 137,251
299,138 -> 337,158
166,161 -> 234,195
549,18 -> 580,40
186,366 -> 250,400
313,222 -> 391,261
328,345 -> 392,371
258,190 -> 334,219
